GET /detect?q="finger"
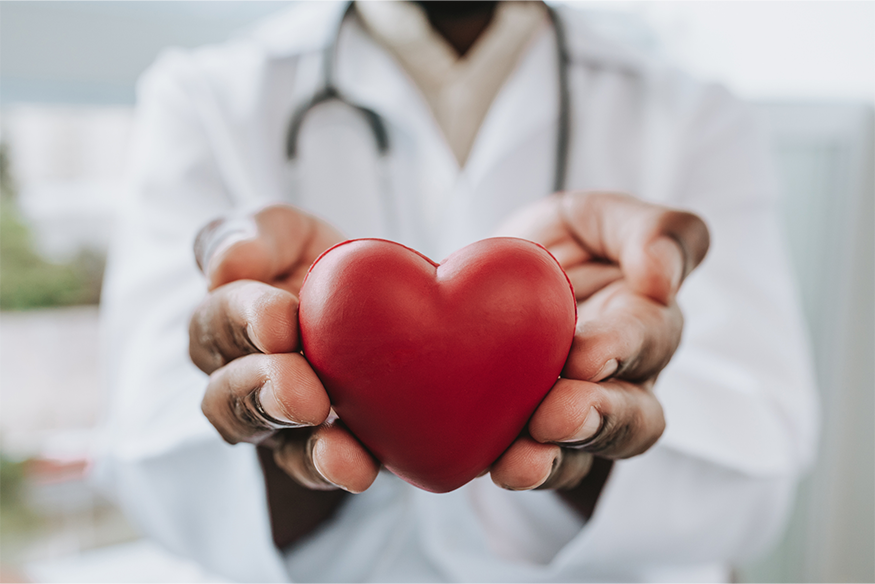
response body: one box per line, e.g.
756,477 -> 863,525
189,280 -> 299,375
493,195 -> 594,268
201,353 -> 330,445
490,435 -> 559,490
489,436 -> 594,491
564,281 -> 684,383
273,422 -> 380,494
194,205 -> 344,293
194,216 -> 258,275
560,192 -> 710,304
538,448 -> 594,491
493,195 -> 568,249
564,263 -> 623,301
529,377 -> 665,459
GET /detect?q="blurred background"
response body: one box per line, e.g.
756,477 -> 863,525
0,1 -> 872,582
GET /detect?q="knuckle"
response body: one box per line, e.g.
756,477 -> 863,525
578,190 -> 623,209
189,295 -> 234,373
229,390 -> 272,436
220,305 -> 258,356
583,393 -> 665,458
201,357 -> 278,445
616,331 -> 654,383
571,191 -> 608,224
192,285 -> 264,371
615,356 -> 642,383
610,302 -> 679,382
201,392 -> 239,445
272,432 -> 325,489
539,450 -> 594,491
585,416 -> 633,456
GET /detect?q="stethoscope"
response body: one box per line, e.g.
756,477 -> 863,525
285,1 -> 571,202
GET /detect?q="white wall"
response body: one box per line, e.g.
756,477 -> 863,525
0,1 -> 293,104
4,2 -> 873,105
749,103 -> 874,584
565,1 -> 875,104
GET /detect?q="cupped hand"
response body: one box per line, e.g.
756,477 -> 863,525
189,205 -> 380,493
490,192 -> 710,491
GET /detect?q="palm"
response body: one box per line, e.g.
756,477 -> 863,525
198,206 -> 344,294
495,194 -> 623,302
488,191 -> 709,491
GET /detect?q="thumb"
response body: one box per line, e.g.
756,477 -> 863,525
561,192 -> 710,305
194,205 -> 344,292
623,235 -> 686,306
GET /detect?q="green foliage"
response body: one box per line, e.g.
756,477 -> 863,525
0,454 -> 26,511
0,145 -> 104,310
0,453 -> 41,549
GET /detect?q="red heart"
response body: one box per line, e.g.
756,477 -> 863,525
299,238 -> 576,493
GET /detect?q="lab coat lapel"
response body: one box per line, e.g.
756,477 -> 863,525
335,18 -> 562,258
334,15 -> 437,146
434,26 -> 561,256
334,16 -> 460,257
463,25 -> 559,193
304,8 -> 561,259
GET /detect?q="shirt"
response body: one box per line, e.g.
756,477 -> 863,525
355,1 -> 547,166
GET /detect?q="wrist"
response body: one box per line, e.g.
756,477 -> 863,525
555,457 -> 614,521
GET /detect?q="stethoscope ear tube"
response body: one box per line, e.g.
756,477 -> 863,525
547,5 -> 570,193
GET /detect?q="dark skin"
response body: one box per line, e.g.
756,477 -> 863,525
194,192 -> 709,549
413,1 -> 498,56
190,2 -> 710,551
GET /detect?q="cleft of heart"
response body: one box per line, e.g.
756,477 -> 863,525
299,237 -> 577,493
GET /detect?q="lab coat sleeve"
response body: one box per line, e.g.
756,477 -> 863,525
94,50 -> 289,582
555,83 -> 819,573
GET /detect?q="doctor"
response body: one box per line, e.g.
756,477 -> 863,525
97,1 -> 818,582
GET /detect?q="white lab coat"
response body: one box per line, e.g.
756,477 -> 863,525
96,3 -> 819,582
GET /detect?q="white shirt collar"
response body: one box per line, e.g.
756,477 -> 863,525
355,1 -> 548,165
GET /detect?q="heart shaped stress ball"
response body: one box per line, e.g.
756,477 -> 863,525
298,238 -> 576,493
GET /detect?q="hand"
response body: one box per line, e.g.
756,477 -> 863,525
189,205 -> 380,493
490,192 -> 710,491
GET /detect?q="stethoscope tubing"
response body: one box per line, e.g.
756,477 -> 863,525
286,1 -> 570,192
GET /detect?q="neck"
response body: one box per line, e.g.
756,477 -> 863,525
413,1 -> 499,57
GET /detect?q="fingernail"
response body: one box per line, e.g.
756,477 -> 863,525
500,467 -> 553,491
591,358 -> 618,382
648,237 -> 684,294
245,323 -> 268,354
311,439 -> 359,493
254,381 -> 309,429
561,406 -> 601,444
499,453 -> 558,491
